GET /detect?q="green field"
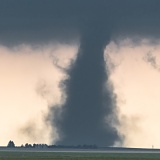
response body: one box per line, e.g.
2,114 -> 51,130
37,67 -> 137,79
1,151 -> 160,160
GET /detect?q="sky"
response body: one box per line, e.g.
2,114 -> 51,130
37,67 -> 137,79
1,0 -> 160,148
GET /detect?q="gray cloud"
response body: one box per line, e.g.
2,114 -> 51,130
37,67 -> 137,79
144,52 -> 160,71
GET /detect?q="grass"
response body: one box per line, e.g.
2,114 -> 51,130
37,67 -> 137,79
1,151 -> 160,160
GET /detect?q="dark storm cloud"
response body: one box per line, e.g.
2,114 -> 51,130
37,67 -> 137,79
1,0 -> 160,146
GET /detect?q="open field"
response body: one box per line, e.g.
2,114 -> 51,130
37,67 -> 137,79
1,150 -> 160,160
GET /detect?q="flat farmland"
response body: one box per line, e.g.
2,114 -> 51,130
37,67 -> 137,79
1,150 -> 160,160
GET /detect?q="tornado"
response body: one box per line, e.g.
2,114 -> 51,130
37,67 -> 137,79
2,0 -> 160,148
57,25 -> 119,146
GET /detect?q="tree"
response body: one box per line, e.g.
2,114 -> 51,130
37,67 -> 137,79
25,143 -> 32,148
7,140 -> 15,147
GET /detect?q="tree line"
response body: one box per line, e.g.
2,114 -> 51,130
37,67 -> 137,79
7,140 -> 98,149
